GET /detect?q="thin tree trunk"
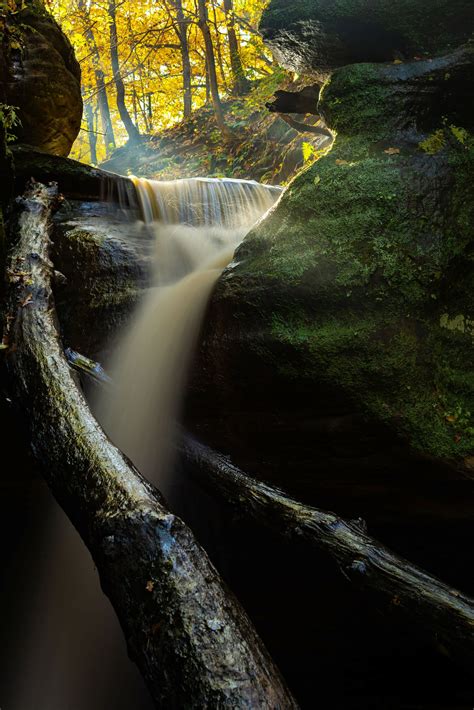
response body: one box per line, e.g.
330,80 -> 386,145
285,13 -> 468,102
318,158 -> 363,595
212,3 -> 229,92
223,0 -> 250,94
95,69 -> 116,156
5,181 -> 298,710
174,0 -> 193,119
84,99 -> 98,165
76,0 -> 116,156
147,92 -> 153,130
107,0 -> 142,144
197,0 -> 230,138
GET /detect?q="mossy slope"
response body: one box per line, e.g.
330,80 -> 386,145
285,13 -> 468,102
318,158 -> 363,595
198,44 -> 474,472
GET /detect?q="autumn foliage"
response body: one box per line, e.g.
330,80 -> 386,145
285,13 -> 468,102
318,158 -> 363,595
47,0 -> 272,163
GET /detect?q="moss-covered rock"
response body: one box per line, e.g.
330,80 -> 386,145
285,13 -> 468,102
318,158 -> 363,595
1,3 -> 82,156
52,202 -> 153,357
191,43 -> 474,505
260,0 -> 474,77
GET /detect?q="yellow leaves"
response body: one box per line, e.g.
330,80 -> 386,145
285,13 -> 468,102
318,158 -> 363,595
50,0 -> 271,165
384,147 -> 400,155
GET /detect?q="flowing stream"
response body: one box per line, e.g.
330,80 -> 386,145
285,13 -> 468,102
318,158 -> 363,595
96,176 -> 280,490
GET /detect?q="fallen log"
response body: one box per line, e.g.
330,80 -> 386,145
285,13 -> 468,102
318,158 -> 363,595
278,113 -> 333,139
4,181 -> 297,709
180,435 -> 474,666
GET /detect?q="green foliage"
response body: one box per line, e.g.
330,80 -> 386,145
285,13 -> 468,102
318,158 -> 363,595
0,103 -> 21,143
419,129 -> 446,154
450,124 -> 470,144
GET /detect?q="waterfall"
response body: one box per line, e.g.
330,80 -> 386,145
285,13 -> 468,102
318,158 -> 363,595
96,177 -> 280,489
130,175 -> 281,227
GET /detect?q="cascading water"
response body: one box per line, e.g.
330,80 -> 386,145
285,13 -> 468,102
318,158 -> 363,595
96,177 -> 280,490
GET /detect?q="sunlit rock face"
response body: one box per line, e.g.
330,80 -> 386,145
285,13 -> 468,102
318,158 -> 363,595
2,7 -> 82,156
259,0 -> 474,78
191,4 -> 474,513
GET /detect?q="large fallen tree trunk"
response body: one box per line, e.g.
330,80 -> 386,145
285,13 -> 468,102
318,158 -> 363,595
4,181 -> 297,709
180,435 -> 474,667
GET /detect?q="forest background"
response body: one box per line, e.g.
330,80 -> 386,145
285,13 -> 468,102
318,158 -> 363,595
47,0 -> 280,166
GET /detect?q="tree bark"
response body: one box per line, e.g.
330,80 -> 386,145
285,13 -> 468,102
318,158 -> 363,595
84,99 -> 98,165
279,114 -> 333,139
197,0 -> 230,138
173,0 -> 193,119
107,0 -> 142,145
4,181 -> 297,710
212,3 -> 229,92
223,0 -> 250,94
180,435 -> 474,667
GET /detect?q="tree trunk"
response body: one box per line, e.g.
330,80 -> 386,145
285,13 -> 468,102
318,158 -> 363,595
197,0 -> 230,138
4,181 -> 297,709
107,0 -> 142,145
95,68 -> 117,156
223,0 -> 250,94
76,0 -> 116,156
84,99 -> 98,165
180,434 -> 474,668
174,0 -> 193,119
212,3 -> 229,92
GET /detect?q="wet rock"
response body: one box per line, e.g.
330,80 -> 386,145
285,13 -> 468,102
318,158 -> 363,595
52,201 -> 153,357
190,43 -> 474,519
260,0 -> 474,78
2,6 -> 82,156
11,146 -> 135,202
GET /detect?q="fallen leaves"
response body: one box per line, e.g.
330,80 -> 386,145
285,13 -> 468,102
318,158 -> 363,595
20,294 -> 33,308
7,269 -> 32,285
384,147 -> 400,155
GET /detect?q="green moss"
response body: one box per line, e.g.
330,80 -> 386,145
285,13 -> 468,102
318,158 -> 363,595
419,129 -> 446,155
225,101 -> 474,464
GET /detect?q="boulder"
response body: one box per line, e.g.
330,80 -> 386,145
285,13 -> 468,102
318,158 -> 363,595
52,201 -> 153,357
2,5 -> 82,156
260,0 -> 474,78
189,41 -> 474,520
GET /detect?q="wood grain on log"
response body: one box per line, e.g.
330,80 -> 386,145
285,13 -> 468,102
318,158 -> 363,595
180,435 -> 474,666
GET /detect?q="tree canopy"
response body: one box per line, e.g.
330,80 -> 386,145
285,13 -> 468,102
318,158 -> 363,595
47,0 -> 272,163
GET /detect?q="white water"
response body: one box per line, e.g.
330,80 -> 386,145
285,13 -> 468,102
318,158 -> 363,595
97,177 -> 279,489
